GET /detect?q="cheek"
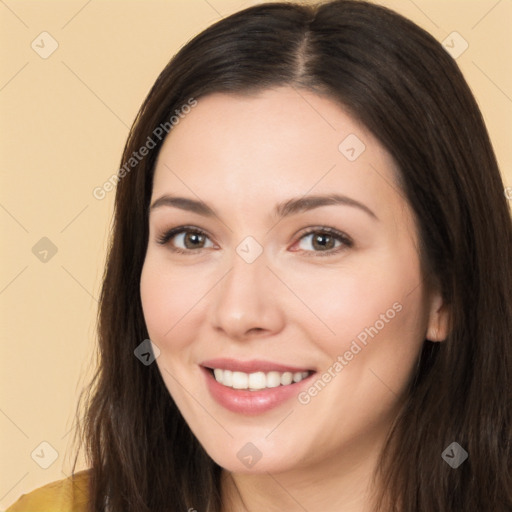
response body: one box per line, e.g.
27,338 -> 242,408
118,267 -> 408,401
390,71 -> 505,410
140,261 -> 205,405
284,248 -> 426,360
289,258 -> 426,440
140,259 -> 199,348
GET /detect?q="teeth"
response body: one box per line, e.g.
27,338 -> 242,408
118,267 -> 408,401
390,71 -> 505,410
211,368 -> 310,390
267,371 -> 281,388
293,371 -> 304,383
281,372 -> 293,385
248,371 -> 266,390
232,371 -> 248,389
223,369 -> 233,387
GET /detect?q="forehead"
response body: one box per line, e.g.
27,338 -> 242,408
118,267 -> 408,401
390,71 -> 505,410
151,87 -> 403,220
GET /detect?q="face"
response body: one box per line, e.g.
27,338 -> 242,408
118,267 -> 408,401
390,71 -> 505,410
140,86 -> 447,476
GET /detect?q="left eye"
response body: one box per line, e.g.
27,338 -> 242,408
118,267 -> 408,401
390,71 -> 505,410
294,228 -> 352,254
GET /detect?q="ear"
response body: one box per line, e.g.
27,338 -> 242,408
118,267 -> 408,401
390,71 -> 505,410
425,289 -> 450,342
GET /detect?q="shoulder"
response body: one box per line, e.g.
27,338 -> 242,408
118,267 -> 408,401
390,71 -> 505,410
5,469 -> 91,512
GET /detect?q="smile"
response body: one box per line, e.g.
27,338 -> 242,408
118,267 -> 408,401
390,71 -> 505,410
200,358 -> 316,414
211,368 -> 311,390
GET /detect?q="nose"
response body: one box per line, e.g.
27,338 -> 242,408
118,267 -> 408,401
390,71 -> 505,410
209,251 -> 286,341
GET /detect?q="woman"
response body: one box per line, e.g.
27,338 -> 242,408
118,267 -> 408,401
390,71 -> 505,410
7,0 -> 511,511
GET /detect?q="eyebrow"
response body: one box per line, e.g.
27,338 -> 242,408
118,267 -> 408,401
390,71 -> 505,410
150,193 -> 378,220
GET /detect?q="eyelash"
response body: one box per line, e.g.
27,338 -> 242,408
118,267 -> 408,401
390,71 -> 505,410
156,225 -> 353,257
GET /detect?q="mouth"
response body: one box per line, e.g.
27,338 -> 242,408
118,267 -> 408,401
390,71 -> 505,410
200,358 -> 316,414
206,367 -> 313,391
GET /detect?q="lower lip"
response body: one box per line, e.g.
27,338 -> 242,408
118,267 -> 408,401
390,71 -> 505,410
201,367 -> 315,415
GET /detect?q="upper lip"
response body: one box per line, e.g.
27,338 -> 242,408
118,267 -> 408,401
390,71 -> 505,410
201,358 -> 315,374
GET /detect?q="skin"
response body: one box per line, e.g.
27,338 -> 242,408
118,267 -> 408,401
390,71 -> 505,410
140,86 -> 450,512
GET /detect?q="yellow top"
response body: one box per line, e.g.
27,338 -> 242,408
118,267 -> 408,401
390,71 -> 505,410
5,470 -> 91,512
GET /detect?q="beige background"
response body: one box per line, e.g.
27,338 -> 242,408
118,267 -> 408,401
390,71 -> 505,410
1,0 -> 510,508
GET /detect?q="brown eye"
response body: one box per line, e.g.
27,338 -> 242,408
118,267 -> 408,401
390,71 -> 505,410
311,233 -> 337,250
157,227 -> 215,252
182,231 -> 207,249
295,228 -> 353,255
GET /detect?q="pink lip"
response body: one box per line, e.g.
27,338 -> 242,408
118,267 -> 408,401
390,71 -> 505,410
200,362 -> 315,415
201,358 -> 314,373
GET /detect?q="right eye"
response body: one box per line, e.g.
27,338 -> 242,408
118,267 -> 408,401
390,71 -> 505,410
156,226 -> 216,254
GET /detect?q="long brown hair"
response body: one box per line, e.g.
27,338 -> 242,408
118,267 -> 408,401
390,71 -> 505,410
74,1 -> 512,510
